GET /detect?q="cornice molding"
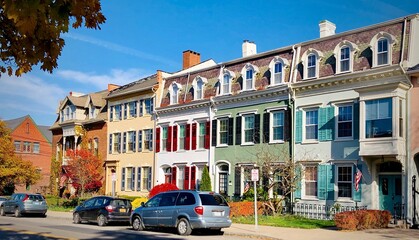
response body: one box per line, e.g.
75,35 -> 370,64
213,85 -> 289,106
156,100 -> 211,114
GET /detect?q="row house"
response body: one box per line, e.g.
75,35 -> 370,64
105,74 -> 163,197
292,16 -> 418,223
50,88 -> 111,196
5,115 -> 52,194
155,51 -> 217,190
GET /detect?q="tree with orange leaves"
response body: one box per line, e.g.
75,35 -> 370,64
65,148 -> 103,198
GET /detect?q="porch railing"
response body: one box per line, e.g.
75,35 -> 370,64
292,202 -> 367,220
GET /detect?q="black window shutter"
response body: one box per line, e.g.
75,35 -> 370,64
212,119 -> 217,147
235,116 -> 241,145
254,114 -> 260,144
234,166 -> 241,196
228,117 -> 234,145
263,112 -> 270,143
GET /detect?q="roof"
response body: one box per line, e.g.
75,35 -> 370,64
407,64 -> 419,73
4,115 -> 52,144
106,74 -> 158,99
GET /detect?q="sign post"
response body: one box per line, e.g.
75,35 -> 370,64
111,171 -> 116,197
251,168 -> 259,229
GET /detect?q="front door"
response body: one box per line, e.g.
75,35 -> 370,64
379,175 -> 402,216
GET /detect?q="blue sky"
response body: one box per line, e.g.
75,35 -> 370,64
0,0 -> 416,126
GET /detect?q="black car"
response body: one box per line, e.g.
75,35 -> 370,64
73,196 -> 132,226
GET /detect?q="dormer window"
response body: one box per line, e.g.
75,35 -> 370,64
169,82 -> 182,105
192,76 -> 207,100
302,49 -> 323,79
334,41 -> 358,74
307,54 -> 316,78
269,57 -> 289,85
218,68 -> 235,95
370,32 -> 397,67
241,63 -> 259,91
377,38 -> 388,65
340,47 -> 350,72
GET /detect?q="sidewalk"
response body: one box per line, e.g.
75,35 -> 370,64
46,211 -> 419,240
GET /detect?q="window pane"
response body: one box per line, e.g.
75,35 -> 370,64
340,47 -> 350,72
307,55 -> 316,78
244,115 -> 254,143
338,105 -> 353,138
223,74 -> 230,94
365,98 -> 392,138
305,110 -> 318,140
219,119 -> 228,145
377,39 -> 388,65
272,112 -> 284,141
274,62 -> 282,84
338,166 -> 352,198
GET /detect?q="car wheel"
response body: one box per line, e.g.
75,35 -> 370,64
73,213 -> 81,224
177,218 -> 192,236
0,207 -> 5,216
132,215 -> 145,231
14,208 -> 21,218
97,214 -> 107,227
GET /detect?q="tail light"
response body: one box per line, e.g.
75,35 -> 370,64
22,194 -> 29,202
105,205 -> 114,213
194,206 -> 204,215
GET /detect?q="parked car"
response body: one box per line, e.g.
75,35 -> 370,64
0,197 -> 7,206
130,190 -> 232,236
0,193 -> 48,217
73,196 -> 132,226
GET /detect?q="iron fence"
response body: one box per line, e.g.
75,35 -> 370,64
291,202 -> 367,220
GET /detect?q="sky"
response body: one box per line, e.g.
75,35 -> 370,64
0,0 -> 417,126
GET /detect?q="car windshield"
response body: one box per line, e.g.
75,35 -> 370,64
199,194 -> 228,206
111,199 -> 131,207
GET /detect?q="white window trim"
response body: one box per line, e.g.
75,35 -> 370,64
269,110 -> 285,144
302,107 -> 319,144
369,32 -> 397,68
269,56 -> 289,86
160,125 -> 169,152
218,68 -> 235,95
196,121 -> 206,150
217,118 -> 229,147
333,40 -> 358,74
301,48 -> 323,80
192,76 -> 208,100
335,164 -> 355,202
241,114 -> 255,145
169,82 -> 182,105
335,103 -> 354,141
240,63 -> 259,91
301,164 -> 319,200
176,123 -> 186,151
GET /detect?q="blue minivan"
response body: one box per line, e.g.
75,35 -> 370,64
130,190 -> 231,235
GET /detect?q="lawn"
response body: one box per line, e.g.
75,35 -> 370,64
232,215 -> 335,229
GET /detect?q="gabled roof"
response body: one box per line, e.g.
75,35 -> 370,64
4,115 -> 52,144
106,74 -> 158,99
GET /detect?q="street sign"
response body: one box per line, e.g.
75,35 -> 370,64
251,169 -> 259,181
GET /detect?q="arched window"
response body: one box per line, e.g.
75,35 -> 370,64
370,32 -> 397,67
192,76 -> 207,100
333,40 -> 358,74
222,74 -> 230,94
169,82 -> 181,105
269,57 -> 289,85
301,49 -> 323,79
240,63 -> 259,91
218,68 -> 235,95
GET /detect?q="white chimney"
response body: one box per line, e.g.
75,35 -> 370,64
242,40 -> 257,57
319,20 -> 336,38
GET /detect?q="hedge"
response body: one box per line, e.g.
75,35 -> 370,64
334,210 -> 391,231
229,201 -> 263,217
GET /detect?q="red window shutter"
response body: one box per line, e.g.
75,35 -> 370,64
155,127 -> 160,153
184,166 -> 190,190
205,121 -> 210,149
167,126 -> 173,152
192,123 -> 197,150
191,166 -> 196,190
185,124 -> 191,150
172,166 -> 177,186
173,125 -> 178,152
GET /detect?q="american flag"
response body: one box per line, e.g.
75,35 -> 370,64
355,168 -> 362,192
243,182 -> 250,193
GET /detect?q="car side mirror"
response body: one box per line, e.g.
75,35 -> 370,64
141,202 -> 145,207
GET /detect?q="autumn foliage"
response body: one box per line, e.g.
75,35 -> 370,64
0,0 -> 106,76
334,210 -> 391,231
148,183 -> 179,199
229,201 -> 263,217
0,120 -> 40,195
65,149 -> 103,197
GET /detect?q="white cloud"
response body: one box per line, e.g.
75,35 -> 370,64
64,33 -> 178,67
56,68 -> 151,89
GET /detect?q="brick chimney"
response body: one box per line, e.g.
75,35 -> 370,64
242,40 -> 257,57
319,20 -> 336,38
182,50 -> 200,69
107,84 -> 120,92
